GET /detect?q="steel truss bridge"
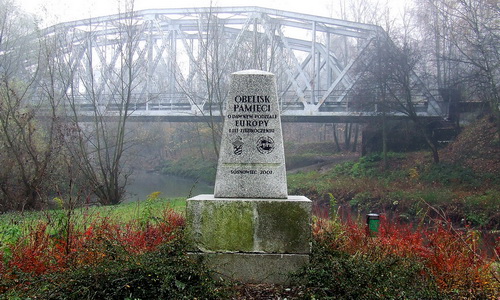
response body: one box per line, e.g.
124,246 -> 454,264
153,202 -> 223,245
34,6 -> 445,122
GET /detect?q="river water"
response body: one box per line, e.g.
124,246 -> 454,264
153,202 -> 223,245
124,171 -> 214,203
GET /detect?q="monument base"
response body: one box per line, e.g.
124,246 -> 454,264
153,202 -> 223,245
186,195 -> 312,284
188,252 -> 309,284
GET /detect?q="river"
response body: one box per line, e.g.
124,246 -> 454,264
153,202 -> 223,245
124,171 -> 214,203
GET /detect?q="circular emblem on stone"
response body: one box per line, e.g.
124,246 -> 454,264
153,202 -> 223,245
256,136 -> 275,154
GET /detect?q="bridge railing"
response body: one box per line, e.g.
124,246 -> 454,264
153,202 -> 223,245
27,90 -> 444,120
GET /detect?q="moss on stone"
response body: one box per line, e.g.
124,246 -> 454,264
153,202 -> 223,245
187,196 -> 312,254
257,201 -> 310,253
200,201 -> 254,251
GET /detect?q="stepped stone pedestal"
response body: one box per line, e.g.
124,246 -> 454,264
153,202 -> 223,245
186,70 -> 311,284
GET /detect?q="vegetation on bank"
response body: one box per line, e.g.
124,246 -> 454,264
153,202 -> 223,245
161,116 -> 500,230
0,210 -> 225,299
161,157 -> 217,184
0,193 -> 224,299
0,196 -> 186,245
298,214 -> 499,299
288,151 -> 500,229
288,116 -> 500,230
1,116 -> 499,298
158,140 -> 335,184
0,194 -> 498,299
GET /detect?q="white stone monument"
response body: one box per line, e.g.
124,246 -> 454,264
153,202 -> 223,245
186,70 -> 312,284
214,70 -> 288,199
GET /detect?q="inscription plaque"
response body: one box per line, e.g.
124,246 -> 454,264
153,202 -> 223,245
214,70 -> 288,199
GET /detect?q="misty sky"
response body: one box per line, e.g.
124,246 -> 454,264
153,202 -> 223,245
20,0 -> 410,25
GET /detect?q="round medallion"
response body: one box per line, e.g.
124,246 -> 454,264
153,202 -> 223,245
256,136 -> 275,154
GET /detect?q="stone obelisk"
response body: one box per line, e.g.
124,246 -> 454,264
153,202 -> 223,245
186,70 -> 312,284
214,70 -> 287,199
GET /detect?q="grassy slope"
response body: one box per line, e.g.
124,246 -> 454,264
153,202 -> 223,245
288,116 -> 500,229
0,197 -> 186,245
441,115 -> 500,174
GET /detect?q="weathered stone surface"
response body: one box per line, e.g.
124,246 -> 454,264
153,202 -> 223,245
186,70 -> 312,284
214,70 -> 287,199
189,252 -> 310,284
186,195 -> 312,253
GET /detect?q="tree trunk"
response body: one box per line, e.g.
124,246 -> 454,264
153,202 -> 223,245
333,124 -> 341,151
382,113 -> 388,170
352,124 -> 359,152
420,122 -> 440,164
344,123 -> 352,151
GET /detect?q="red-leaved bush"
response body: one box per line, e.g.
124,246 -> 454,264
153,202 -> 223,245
313,215 -> 500,298
0,207 -> 185,292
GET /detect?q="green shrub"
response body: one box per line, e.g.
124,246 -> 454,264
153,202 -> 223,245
416,189 -> 455,206
420,163 -> 481,187
24,239 -> 227,300
287,171 -> 323,196
295,243 -> 444,300
348,154 -> 381,177
382,169 -> 411,183
464,190 -> 500,228
331,153 -> 405,178
288,171 -> 367,205
349,192 -> 373,210
331,160 -> 357,176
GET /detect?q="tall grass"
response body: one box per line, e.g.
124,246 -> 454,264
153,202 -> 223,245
0,196 -> 186,247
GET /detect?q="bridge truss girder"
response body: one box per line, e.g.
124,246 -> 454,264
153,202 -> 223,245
37,6 -> 443,119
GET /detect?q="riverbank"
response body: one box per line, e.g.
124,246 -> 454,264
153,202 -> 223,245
286,153 -> 359,174
306,118 -> 500,229
158,141 -> 359,184
151,116 -> 500,230
0,197 -> 497,299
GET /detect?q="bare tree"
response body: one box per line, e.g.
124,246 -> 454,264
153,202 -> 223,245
352,28 -> 442,163
175,5 -> 292,159
196,8 -> 227,158
171,6 -> 230,159
418,0 -> 500,134
0,0 -> 67,211
328,0 -> 394,157
56,2 -> 145,205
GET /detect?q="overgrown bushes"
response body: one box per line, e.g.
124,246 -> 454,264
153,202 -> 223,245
297,215 -> 499,299
1,201 -> 498,298
298,250 -> 443,299
0,203 -> 225,299
463,190 -> 500,228
288,152 -> 500,229
28,241 -> 224,299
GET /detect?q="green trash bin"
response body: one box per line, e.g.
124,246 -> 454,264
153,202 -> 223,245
366,213 -> 380,236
